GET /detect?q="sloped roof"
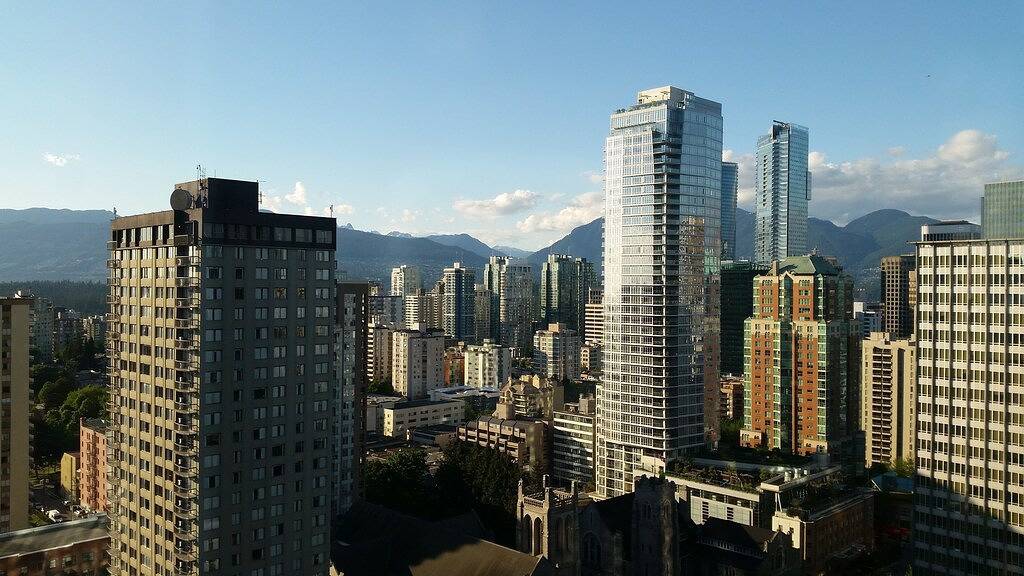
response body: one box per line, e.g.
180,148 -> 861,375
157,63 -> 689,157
334,501 -> 553,576
774,254 -> 841,276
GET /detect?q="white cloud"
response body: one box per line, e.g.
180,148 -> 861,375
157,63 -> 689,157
401,209 -> 418,223
43,153 -> 79,167
516,191 -> 604,233
731,130 -> 1021,224
285,181 -> 307,205
581,170 -> 604,184
453,189 -> 538,218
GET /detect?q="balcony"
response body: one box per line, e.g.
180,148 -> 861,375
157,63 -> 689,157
174,359 -> 199,372
174,378 -> 197,393
173,419 -> 196,434
173,480 -> 198,499
174,277 -> 199,288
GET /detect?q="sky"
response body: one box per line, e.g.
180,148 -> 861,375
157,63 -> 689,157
1,1 -> 1022,249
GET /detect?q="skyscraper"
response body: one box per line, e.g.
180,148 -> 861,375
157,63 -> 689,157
753,121 -> 810,265
106,178 -> 336,576
880,254 -> 916,338
720,161 -> 739,261
740,255 -> 859,457
483,256 -> 533,352
390,264 -> 422,297
335,281 -> 369,514
441,262 -> 475,340
913,230 -> 1024,574
982,179 -> 1024,239
719,261 -> 768,377
597,86 -> 722,497
0,297 -> 30,533
539,254 -> 595,335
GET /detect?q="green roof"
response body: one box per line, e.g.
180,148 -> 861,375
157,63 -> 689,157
773,254 -> 841,276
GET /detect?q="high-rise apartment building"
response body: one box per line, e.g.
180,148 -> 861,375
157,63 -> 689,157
597,86 -> 722,497
335,281 -> 369,515
720,161 -> 739,261
391,324 -> 444,400
753,121 -> 810,266
79,417 -> 109,513
533,323 -> 581,382
464,339 -> 511,389
473,284 -> 492,344
390,265 -> 422,297
440,262 -> 475,341
403,289 -> 441,330
720,261 -> 768,377
740,255 -> 859,458
982,180 -> 1024,239
861,332 -> 915,467
106,178 -> 336,576
482,256 -> 533,352
0,297 -> 30,532
552,396 -> 596,488
366,323 -> 393,387
539,254 -> 595,336
14,290 -> 54,363
913,229 -> 1024,574
583,289 -> 603,347
880,254 -> 916,338
368,293 -> 403,327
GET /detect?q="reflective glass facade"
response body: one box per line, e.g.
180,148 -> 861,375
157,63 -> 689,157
754,122 -> 809,265
720,161 -> 739,261
982,180 -> 1024,240
597,86 -> 722,497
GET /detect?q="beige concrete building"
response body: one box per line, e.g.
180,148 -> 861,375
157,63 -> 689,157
391,324 -> 444,399
496,375 -> 564,419
390,264 -> 422,297
861,332 -> 916,467
532,323 -> 580,382
366,323 -> 393,386
106,179 -> 336,576
719,374 -> 744,421
0,296 -> 30,533
78,418 -> 108,513
583,288 -> 603,346
464,339 -> 511,389
579,343 -> 601,374
382,399 -> 464,438
60,452 -> 80,500
456,416 -> 548,472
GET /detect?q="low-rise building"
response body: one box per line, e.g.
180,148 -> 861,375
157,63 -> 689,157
0,515 -> 109,576
719,375 -> 744,421
772,489 -> 874,574
365,394 -> 403,435
457,416 -> 548,472
383,399 -> 465,438
59,453 -> 79,501
78,418 -> 108,513
551,396 -> 596,488
496,374 -> 564,419
428,385 -> 501,418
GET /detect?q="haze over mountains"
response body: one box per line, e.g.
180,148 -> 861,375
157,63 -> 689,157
0,206 -> 938,299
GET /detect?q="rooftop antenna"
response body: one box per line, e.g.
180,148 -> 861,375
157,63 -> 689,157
329,204 -> 334,218
196,164 -> 208,207
112,206 -> 117,220
257,179 -> 267,206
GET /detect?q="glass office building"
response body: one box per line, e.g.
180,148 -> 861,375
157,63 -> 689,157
597,86 -> 722,497
720,161 -> 739,261
754,122 -> 810,265
982,180 -> 1024,239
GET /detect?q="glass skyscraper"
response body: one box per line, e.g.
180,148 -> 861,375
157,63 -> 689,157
982,180 -> 1024,239
720,161 -> 738,261
597,86 -> 722,497
754,121 -> 810,265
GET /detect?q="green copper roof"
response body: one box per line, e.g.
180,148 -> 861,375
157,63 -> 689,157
774,254 -> 842,276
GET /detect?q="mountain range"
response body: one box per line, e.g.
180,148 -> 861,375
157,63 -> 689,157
0,206 -> 937,299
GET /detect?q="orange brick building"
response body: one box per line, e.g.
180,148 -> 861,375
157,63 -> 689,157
78,418 -> 108,513
740,255 -> 859,458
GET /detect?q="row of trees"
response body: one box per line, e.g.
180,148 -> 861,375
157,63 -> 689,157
364,442 -> 536,546
31,338 -> 107,465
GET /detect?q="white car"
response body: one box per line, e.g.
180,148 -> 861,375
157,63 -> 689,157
46,510 -> 65,522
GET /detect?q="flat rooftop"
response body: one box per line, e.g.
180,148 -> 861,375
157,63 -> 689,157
0,515 -> 108,558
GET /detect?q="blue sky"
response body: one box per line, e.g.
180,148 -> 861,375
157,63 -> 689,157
1,1 -> 1021,249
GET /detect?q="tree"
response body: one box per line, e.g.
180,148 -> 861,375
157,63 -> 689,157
367,380 -> 396,395
435,442 -> 528,545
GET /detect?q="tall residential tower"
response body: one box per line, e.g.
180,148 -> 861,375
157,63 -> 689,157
106,179 -> 337,576
597,86 -> 722,497
720,161 -> 739,261
753,121 -> 810,266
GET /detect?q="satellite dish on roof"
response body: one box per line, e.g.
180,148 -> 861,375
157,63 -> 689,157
170,188 -> 194,211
